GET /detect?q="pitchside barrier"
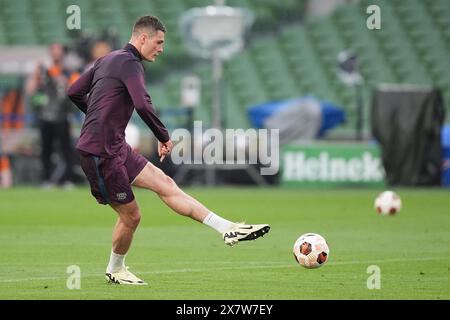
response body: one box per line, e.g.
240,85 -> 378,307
281,143 -> 385,187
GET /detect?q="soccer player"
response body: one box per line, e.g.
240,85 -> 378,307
67,15 -> 270,285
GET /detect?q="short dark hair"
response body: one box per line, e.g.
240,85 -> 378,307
132,15 -> 166,36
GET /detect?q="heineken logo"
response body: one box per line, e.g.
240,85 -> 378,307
283,151 -> 384,182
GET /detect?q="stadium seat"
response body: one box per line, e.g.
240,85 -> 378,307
1,0 -> 449,125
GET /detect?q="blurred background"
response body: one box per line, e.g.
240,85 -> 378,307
0,0 -> 449,189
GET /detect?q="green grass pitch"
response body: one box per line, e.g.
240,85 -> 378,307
0,187 -> 449,300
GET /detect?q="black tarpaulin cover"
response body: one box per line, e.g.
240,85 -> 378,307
371,84 -> 445,186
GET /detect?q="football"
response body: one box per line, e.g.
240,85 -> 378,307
293,233 -> 329,269
374,190 -> 402,215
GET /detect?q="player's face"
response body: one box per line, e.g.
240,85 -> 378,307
141,30 -> 165,62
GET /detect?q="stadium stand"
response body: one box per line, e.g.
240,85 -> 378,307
0,0 -> 449,132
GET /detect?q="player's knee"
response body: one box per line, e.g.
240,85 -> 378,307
165,175 -> 176,187
119,207 -> 141,228
130,212 -> 141,228
162,174 -> 179,194
125,211 -> 141,229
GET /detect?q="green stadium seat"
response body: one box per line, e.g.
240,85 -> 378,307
0,32 -> 7,45
148,83 -> 171,111
249,37 -> 300,99
225,50 -> 268,105
2,0 -> 437,125
1,0 -> 30,15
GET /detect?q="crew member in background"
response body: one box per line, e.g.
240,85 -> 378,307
25,43 -> 79,189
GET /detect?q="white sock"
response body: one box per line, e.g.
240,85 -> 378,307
106,251 -> 126,273
203,212 -> 234,233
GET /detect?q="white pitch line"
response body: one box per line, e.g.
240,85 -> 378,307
0,256 -> 448,283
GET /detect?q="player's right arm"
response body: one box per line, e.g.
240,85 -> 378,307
67,65 -> 95,114
158,140 -> 173,162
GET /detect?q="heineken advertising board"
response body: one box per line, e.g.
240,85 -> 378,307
282,143 -> 385,187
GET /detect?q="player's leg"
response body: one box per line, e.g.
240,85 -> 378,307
78,148 -> 147,284
104,200 -> 147,285
110,200 -> 141,255
132,162 -> 270,246
132,162 -> 227,223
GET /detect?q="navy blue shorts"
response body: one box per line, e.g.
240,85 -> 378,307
78,144 -> 148,205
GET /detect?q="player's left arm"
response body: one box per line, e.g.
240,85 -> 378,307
67,66 -> 95,114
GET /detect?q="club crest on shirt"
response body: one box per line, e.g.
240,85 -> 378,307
116,192 -> 127,200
